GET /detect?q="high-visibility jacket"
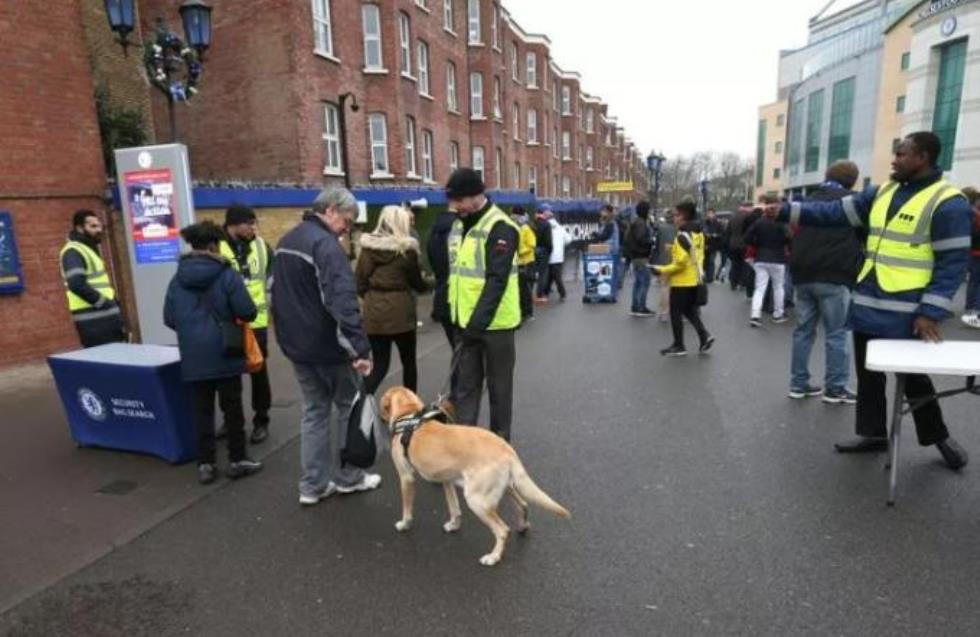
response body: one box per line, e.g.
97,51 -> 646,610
517,224 -> 537,266
220,237 -> 270,328
858,179 -> 963,293
448,205 -> 521,330
59,240 -> 117,316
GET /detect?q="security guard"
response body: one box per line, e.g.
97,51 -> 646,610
60,210 -> 126,347
770,131 -> 973,469
220,205 -> 273,444
446,168 -> 520,441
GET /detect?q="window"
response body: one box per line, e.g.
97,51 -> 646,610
561,131 -> 571,160
552,80 -> 559,111
561,86 -> 571,115
399,12 -> 412,76
776,113 -> 785,127
495,148 -> 502,188
472,145 -> 485,180
901,51 -> 910,72
933,39 -> 967,170
415,0 -> 428,8
443,0 -> 454,32
446,62 -> 459,111
513,162 -> 520,189
469,72 -> 483,117
491,4 -> 499,48
449,141 -> 460,172
467,0 -> 480,44
361,5 -> 383,70
493,76 -> 502,119
773,168 -> 781,179
775,141 -> 783,154
527,109 -> 538,143
552,125 -> 558,158
561,175 -> 571,198
528,165 -> 537,192
512,103 -> 520,140
526,52 -> 537,88
417,41 -> 431,95
322,103 -> 342,173
827,77 -> 855,164
422,130 -> 434,181
896,95 -> 906,113
368,113 -> 389,174
404,116 -> 418,176
510,43 -> 519,82
586,146 -> 593,170
804,89 -> 824,173
543,112 -> 550,145
586,109 -> 594,133
755,118 -> 767,187
312,0 -> 333,56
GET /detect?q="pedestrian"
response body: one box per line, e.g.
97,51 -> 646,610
445,168 -> 520,441
163,221 -> 262,485
545,210 -> 571,302
727,202 -> 756,295
511,206 -> 537,321
219,204 -> 273,444
653,212 -> 675,321
59,210 -> 127,348
703,208 -> 725,283
356,205 -> 428,395
745,200 -> 792,327
533,204 -> 554,303
959,187 -> 980,328
767,132 -> 970,468
271,187 -> 381,506
650,201 -> 714,357
716,215 -> 731,283
788,161 -> 864,403
623,200 -> 655,316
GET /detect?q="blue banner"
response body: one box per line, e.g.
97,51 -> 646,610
0,211 -> 25,295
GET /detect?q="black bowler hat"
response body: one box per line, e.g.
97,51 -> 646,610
445,168 -> 485,200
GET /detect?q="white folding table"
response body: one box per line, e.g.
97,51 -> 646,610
866,340 -> 980,505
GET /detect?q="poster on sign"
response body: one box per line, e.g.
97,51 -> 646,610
0,211 -> 26,294
125,169 -> 181,264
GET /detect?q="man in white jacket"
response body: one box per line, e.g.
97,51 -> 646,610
544,212 -> 571,301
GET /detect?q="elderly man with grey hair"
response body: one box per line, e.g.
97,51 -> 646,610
271,187 -> 380,506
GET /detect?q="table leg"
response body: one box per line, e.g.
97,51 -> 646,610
886,374 -> 906,506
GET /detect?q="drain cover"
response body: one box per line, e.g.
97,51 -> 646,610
97,480 -> 138,495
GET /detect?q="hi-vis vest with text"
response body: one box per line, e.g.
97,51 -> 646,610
858,179 -> 963,293
448,206 -> 521,330
59,241 -> 117,318
220,238 -> 269,328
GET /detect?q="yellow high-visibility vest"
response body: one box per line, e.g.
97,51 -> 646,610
448,205 -> 521,330
59,241 -> 116,316
220,238 -> 269,329
858,179 -> 963,292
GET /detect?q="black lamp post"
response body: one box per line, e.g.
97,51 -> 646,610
104,0 -> 137,54
646,151 -> 665,213
336,93 -> 360,190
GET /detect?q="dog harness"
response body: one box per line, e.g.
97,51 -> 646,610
391,405 -> 453,463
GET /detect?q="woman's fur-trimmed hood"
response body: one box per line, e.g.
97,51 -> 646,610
359,232 -> 419,254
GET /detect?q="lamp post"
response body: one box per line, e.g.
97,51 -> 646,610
698,177 -> 710,218
646,151 -> 665,213
104,0 -> 213,142
336,93 -> 360,190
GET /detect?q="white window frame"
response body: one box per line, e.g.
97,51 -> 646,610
491,4 -> 500,49
415,0 -> 429,10
492,76 -> 502,120
417,40 -> 431,96
561,131 -> 571,160
361,4 -> 384,71
513,162 -> 521,189
443,0 -> 455,33
472,145 -> 485,180
562,175 -> 571,198
368,113 -> 390,176
510,43 -> 519,82
586,109 -> 594,133
446,62 -> 459,112
512,103 -> 520,140
399,12 -> 413,77
527,109 -> 538,143
586,146 -> 593,170
404,116 -> 419,177
467,0 -> 481,45
561,86 -> 571,115
469,72 -> 484,118
528,165 -> 537,192
422,129 -> 434,182
526,52 -> 537,88
450,141 -> 460,172
495,148 -> 502,188
312,0 -> 334,58
322,103 -> 342,174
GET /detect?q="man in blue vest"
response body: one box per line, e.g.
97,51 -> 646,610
767,132 -> 972,469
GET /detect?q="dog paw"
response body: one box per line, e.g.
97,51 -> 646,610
395,519 -> 413,532
516,522 -> 530,536
479,553 -> 501,566
443,517 -> 461,533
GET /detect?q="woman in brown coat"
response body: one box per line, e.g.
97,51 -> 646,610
356,205 -> 428,394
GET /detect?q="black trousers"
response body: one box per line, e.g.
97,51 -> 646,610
853,332 -> 949,445
518,265 -> 535,318
669,287 -> 710,350
440,319 -> 460,403
545,263 -> 566,299
249,328 -> 272,426
456,329 -> 516,441
75,314 -> 126,348
365,331 -> 418,395
704,249 -> 717,283
193,376 -> 245,464
728,251 -> 745,291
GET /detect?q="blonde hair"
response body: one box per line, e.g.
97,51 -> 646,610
368,205 -> 419,254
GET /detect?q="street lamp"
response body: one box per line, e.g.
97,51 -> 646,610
698,177 -> 710,218
104,0 -> 137,55
646,151 -> 665,213
179,0 -> 213,58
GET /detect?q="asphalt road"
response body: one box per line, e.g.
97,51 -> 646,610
5,275 -> 980,636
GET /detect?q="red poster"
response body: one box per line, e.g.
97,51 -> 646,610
125,169 -> 181,264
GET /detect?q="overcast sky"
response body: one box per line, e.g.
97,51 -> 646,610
508,0 -> 862,161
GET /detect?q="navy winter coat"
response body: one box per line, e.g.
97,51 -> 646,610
163,252 -> 257,381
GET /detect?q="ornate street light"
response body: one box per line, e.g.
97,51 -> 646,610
179,0 -> 213,58
646,151 -> 665,213
104,0 -> 137,55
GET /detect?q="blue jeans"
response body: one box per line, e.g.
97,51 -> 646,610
966,257 -> 980,312
293,362 -> 367,497
631,261 -> 651,311
791,283 -> 851,392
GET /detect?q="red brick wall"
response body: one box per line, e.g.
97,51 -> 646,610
0,0 -> 109,368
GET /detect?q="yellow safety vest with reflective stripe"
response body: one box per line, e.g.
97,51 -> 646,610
59,241 -> 116,314
448,206 -> 521,330
220,238 -> 269,329
858,179 -> 963,293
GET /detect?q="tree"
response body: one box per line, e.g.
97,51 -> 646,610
95,87 -> 148,177
656,151 -> 753,214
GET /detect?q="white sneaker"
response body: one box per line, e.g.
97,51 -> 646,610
336,473 -> 382,494
961,314 -> 980,329
299,482 -> 337,506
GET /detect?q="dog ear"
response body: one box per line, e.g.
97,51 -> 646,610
379,389 -> 394,423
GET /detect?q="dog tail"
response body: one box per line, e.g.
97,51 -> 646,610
511,460 -> 570,519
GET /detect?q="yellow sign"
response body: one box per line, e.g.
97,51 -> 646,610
596,181 -> 634,193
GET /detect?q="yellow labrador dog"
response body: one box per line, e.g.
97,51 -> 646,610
380,386 -> 570,566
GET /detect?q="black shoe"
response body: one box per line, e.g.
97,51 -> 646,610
198,463 -> 217,485
227,458 -> 263,479
834,437 -> 888,453
699,336 -> 715,354
659,345 -> 687,357
215,425 -> 228,440
749,318 -> 762,328
250,425 -> 269,444
936,437 -> 968,471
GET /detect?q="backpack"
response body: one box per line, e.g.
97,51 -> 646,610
341,388 -> 389,468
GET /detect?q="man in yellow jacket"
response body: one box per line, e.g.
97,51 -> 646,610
512,206 -> 537,322
651,201 -> 714,357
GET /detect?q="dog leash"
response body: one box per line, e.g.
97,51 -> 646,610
435,340 -> 463,408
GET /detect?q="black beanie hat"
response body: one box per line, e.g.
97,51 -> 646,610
225,204 -> 256,226
445,168 -> 485,200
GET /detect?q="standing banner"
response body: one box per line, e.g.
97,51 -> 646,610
0,211 -> 25,295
